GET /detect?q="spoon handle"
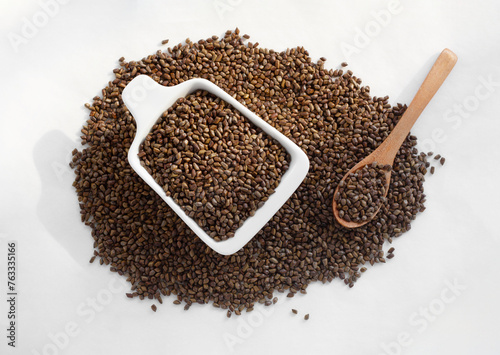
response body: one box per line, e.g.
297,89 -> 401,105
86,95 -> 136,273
373,49 -> 458,163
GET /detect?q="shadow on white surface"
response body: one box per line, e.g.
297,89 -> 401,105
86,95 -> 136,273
394,53 -> 437,107
33,130 -> 91,265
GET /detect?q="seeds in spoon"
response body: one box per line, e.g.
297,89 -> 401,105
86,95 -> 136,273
335,163 -> 392,224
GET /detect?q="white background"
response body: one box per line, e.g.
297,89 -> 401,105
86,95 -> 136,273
1,0 -> 500,354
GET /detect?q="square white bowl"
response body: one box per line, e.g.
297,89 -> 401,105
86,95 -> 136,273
122,75 -> 309,255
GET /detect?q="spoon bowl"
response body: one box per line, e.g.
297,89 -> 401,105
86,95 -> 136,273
332,48 -> 458,228
333,159 -> 392,229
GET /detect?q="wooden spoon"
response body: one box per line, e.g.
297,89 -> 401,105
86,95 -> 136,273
332,48 -> 458,228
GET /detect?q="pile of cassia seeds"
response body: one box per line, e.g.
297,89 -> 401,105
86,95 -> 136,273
71,29 -> 435,315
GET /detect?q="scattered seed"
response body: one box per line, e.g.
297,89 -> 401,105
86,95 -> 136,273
151,304 -> 157,312
292,309 -> 298,314
440,157 -> 445,165
304,314 -> 310,320
430,166 -> 435,174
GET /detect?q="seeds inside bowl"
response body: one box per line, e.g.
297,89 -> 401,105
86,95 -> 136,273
138,90 -> 290,241
335,163 -> 392,223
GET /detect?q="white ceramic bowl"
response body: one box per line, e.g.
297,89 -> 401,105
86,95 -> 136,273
122,75 -> 309,255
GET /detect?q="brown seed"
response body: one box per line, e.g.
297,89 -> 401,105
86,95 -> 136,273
430,166 -> 435,174
151,304 -> 157,312
440,157 -> 445,165
292,309 -> 298,314
304,314 -> 310,320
